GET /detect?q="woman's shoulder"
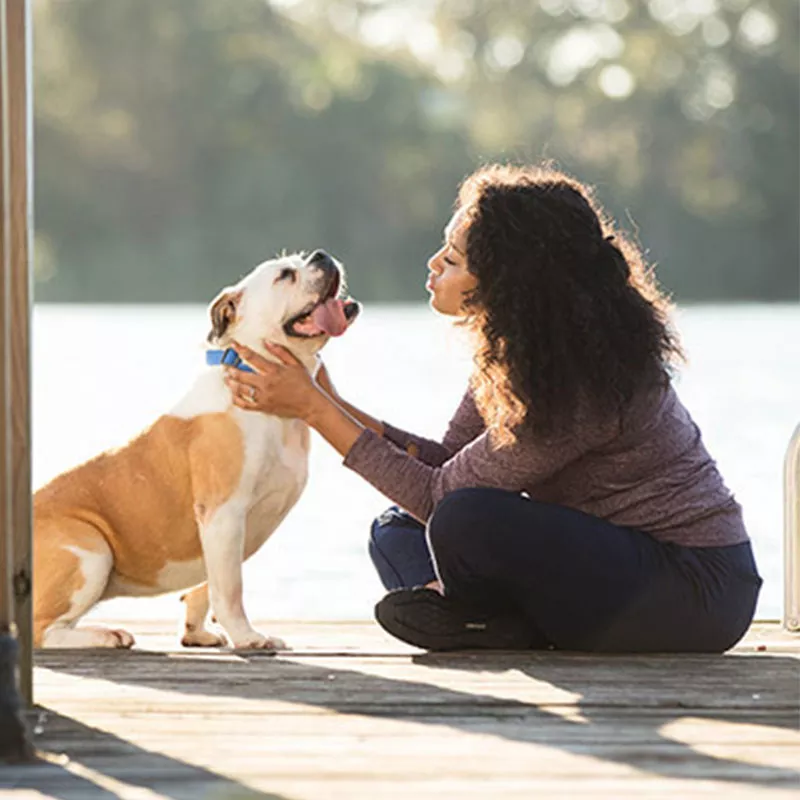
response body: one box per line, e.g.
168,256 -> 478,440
619,378 -> 697,442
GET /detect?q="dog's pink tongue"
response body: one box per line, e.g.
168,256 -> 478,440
310,298 -> 348,337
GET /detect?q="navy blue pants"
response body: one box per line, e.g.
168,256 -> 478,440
368,488 -> 762,652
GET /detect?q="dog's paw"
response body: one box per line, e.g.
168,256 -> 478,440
88,627 -> 135,648
181,628 -> 228,648
109,628 -> 136,648
231,632 -> 287,651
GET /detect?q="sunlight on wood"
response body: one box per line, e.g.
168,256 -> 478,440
660,716 -> 800,771
4,621 -> 794,798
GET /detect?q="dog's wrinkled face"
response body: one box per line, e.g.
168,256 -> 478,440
207,250 -> 360,360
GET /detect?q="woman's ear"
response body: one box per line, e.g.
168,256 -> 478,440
207,289 -> 241,343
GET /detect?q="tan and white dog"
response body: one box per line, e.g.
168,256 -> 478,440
33,249 -> 359,650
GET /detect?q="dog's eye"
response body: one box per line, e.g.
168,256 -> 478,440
276,267 -> 296,283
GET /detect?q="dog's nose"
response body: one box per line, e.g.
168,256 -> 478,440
307,249 -> 336,271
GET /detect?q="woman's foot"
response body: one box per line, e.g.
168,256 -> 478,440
374,587 -> 535,651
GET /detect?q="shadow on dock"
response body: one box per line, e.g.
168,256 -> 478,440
32,645 -> 800,792
1,708 -> 287,799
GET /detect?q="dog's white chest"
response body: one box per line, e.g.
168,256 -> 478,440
230,410 -> 310,555
235,410 -> 309,491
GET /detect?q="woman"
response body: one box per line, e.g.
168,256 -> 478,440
225,163 -> 762,653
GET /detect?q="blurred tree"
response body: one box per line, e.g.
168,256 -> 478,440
34,0 -> 470,301
421,0 -> 800,298
32,0 -> 798,303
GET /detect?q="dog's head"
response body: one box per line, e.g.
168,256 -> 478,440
207,250 -> 360,363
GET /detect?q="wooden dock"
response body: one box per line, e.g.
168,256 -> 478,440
2,620 -> 798,799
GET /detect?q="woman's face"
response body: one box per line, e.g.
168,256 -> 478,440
426,209 -> 478,316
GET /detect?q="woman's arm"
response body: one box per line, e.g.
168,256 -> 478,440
340,426 -> 596,523
226,343 -> 462,463
305,390 -> 367,458
318,362 -> 484,467
315,362 -> 385,436
223,341 -> 606,523
298,389 -> 550,523
383,388 -> 485,465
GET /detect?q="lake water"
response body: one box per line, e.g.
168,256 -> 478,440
32,302 -> 799,625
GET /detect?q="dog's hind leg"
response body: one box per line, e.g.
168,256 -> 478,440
34,518 -> 134,649
179,583 -> 226,647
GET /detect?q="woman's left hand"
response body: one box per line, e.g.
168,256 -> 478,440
224,341 -> 322,421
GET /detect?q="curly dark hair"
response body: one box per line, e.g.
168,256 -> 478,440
456,163 -> 683,447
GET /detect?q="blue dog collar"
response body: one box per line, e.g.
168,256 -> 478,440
206,348 -> 255,373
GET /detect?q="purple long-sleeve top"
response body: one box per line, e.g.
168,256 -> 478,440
343,382 -> 748,547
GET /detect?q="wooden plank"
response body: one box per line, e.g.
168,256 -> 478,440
1,622 -> 796,797
3,0 -> 32,705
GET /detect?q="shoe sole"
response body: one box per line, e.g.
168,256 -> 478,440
375,590 -> 531,651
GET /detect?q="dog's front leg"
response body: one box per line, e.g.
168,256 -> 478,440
198,504 -> 285,651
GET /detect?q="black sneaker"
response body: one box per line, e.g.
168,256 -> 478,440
374,587 -> 534,651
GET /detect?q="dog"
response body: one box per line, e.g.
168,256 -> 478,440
33,249 -> 359,649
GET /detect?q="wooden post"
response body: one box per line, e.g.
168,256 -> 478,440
0,0 -> 34,762
5,0 -> 32,700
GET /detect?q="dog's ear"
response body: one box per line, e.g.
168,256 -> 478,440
207,289 -> 240,343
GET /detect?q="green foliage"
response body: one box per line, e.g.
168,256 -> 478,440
33,0 -> 799,302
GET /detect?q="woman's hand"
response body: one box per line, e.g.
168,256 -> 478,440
224,341 -> 324,422
226,340 -> 366,457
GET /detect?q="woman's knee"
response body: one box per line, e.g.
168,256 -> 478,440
427,488 -> 508,557
368,506 -> 435,591
427,489 -> 527,610
370,506 -> 424,548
